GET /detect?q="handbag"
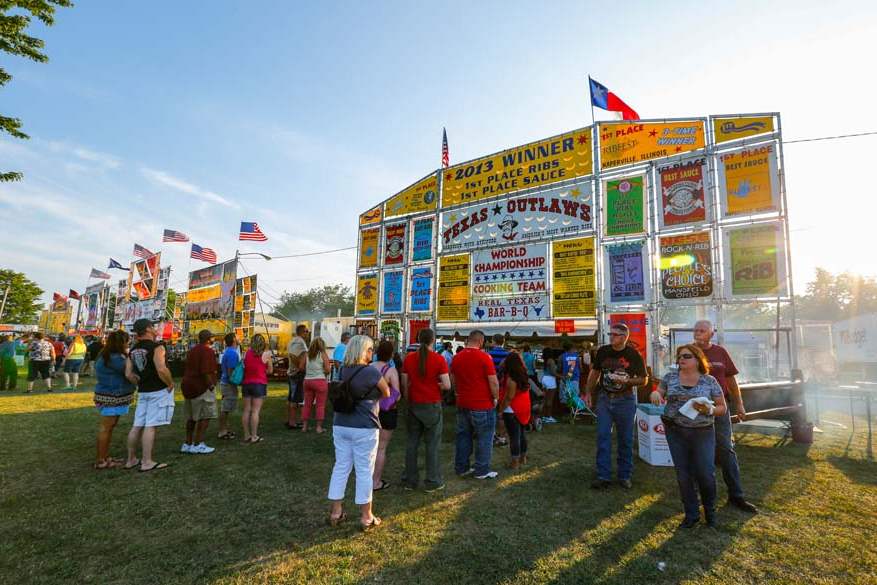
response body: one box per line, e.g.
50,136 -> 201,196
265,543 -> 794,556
378,363 -> 400,412
230,360 -> 245,385
329,365 -> 367,414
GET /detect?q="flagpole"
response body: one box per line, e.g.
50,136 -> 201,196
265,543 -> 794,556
587,76 -> 596,128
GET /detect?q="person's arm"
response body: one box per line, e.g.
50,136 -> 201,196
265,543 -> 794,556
388,368 -> 400,394
584,368 -> 601,404
153,345 -> 174,392
296,351 -> 307,372
438,373 -> 451,391
202,350 -> 217,388
726,375 -> 745,421
622,354 -> 648,389
401,372 -> 409,401
124,356 -> 140,384
487,374 -> 499,404
321,350 -> 331,375
650,377 -> 668,405
694,391 -> 727,417
501,378 -> 517,411
376,375 -> 391,398
263,350 -> 274,375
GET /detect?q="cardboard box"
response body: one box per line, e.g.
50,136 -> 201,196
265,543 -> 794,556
636,404 -> 673,466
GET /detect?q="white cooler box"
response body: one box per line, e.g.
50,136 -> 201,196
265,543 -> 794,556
636,404 -> 673,466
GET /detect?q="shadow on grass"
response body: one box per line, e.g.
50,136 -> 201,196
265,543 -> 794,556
826,455 -> 876,486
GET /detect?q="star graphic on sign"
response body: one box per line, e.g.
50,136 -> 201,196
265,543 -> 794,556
492,274 -> 498,280
491,204 -> 503,216
571,188 -> 581,199
445,172 -> 453,181
528,271 -> 534,277
475,275 -> 481,282
577,134 -> 588,145
648,129 -> 658,137
518,272 -> 525,278
449,213 -> 457,222
538,270 -> 544,276
675,146 -> 682,152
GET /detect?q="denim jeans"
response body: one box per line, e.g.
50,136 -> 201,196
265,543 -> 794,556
455,408 -> 496,476
595,393 -> 636,481
404,402 -> 444,488
502,412 -> 528,458
714,409 -> 745,499
665,422 -> 717,521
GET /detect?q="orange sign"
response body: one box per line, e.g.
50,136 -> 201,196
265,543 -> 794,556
598,120 -> 706,170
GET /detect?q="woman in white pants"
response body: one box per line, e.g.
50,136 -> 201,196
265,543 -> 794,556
327,335 -> 390,531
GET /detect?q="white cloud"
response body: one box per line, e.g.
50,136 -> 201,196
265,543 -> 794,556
140,167 -> 239,209
47,141 -> 122,170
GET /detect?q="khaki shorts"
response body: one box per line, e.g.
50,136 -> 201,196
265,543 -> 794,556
219,382 -> 238,413
183,390 -> 218,421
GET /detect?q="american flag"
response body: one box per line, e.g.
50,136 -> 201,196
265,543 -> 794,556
239,221 -> 268,242
441,127 -> 449,168
162,229 -> 190,243
133,243 -> 154,259
190,243 -> 217,264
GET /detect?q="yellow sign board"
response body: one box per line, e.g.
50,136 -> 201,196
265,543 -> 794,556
718,144 -> 779,216
384,174 -> 438,218
189,319 -> 230,335
713,116 -> 774,144
359,206 -> 382,226
552,237 -> 596,317
356,274 -> 378,316
437,254 -> 470,321
442,128 -> 593,208
598,120 -> 705,170
359,228 -> 379,269
187,283 -> 221,303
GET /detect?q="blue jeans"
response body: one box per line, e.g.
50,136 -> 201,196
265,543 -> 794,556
595,393 -> 636,481
502,412 -> 527,458
455,408 -> 496,476
714,409 -> 745,499
665,423 -> 717,521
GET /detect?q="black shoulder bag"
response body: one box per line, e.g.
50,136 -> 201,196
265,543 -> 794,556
329,365 -> 367,414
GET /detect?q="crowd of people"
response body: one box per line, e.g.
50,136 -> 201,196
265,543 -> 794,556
3,316 -> 759,531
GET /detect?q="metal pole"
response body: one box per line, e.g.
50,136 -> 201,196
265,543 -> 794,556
0,286 -> 9,321
776,113 -> 799,372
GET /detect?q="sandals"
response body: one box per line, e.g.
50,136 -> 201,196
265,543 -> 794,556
360,516 -> 382,532
244,436 -> 264,444
93,459 -> 122,470
327,512 -> 347,527
217,432 -> 236,440
373,480 -> 391,491
123,458 -> 141,470
139,462 -> 169,472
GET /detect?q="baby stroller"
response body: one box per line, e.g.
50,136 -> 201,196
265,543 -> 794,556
560,377 -> 596,423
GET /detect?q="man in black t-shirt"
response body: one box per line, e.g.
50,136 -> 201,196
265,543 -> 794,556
585,323 -> 647,490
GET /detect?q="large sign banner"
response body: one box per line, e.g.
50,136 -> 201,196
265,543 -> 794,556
128,253 -> 161,301
186,260 -> 236,321
724,223 -> 787,297
411,218 -> 433,262
657,158 -> 708,228
442,127 -> 593,207
659,232 -> 713,300
598,120 -> 706,170
410,266 -> 433,313
441,180 -> 593,253
604,176 -> 645,236
384,173 -> 438,218
359,228 -> 379,269
552,237 -> 596,318
718,144 -> 779,216
188,261 -> 225,289
470,243 -> 548,322
609,313 -> 648,364
382,271 -> 404,313
384,223 -> 406,266
605,241 -> 647,304
359,205 -> 382,226
713,115 -> 774,144
84,283 -> 105,328
437,254 -> 470,321
356,273 -> 378,316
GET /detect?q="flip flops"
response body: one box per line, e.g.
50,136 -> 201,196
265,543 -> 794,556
217,432 -> 236,440
93,459 -> 122,470
139,462 -> 169,472
123,459 -> 141,470
327,512 -> 347,527
360,516 -> 382,532
373,480 -> 391,491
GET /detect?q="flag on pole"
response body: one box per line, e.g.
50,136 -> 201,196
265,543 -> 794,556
108,258 -> 129,271
52,292 -> 67,303
69,289 -> 81,301
90,268 -> 112,279
191,243 -> 217,263
588,77 -> 639,121
162,229 -> 190,243
133,243 -> 154,259
239,222 -> 268,242
441,127 -> 450,168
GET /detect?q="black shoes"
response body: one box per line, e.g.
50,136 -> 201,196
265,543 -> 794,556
678,517 -> 699,529
590,478 -> 612,489
729,497 -> 759,514
618,479 -> 632,489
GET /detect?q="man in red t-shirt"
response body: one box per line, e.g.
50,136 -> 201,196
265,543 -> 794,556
450,330 -> 499,480
181,330 -> 219,455
693,320 -> 758,514
401,328 -> 451,491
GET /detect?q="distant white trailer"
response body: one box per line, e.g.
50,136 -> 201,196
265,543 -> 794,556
832,313 -> 877,382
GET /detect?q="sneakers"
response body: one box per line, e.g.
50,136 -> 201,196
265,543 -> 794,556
678,517 -> 699,529
729,497 -> 759,514
457,467 -> 475,477
181,443 -> 193,454
542,416 -> 558,424
424,483 -> 446,493
474,471 -> 498,480
618,479 -> 633,489
192,443 -> 215,454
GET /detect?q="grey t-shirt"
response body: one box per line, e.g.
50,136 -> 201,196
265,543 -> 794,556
660,371 -> 723,427
333,365 -> 382,429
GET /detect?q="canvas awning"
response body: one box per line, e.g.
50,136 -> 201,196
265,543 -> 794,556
435,319 -> 597,338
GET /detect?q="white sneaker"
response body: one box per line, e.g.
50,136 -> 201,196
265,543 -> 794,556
543,416 -> 558,424
181,443 -> 193,454
475,471 -> 498,480
194,443 -> 215,454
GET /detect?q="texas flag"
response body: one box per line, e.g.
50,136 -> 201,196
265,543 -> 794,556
589,77 -> 639,121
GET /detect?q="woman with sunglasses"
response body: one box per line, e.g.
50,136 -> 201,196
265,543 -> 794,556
651,343 -> 726,529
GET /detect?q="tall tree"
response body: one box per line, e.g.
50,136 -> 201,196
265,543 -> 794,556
1,0 -> 72,182
0,268 -> 44,323
272,284 -> 354,321
796,268 -> 877,321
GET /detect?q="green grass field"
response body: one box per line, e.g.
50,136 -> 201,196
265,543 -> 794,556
0,382 -> 875,585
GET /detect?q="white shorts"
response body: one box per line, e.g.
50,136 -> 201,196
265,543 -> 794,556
133,389 -> 175,427
541,375 -> 557,390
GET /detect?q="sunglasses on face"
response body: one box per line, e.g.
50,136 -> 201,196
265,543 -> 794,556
609,332 -> 625,337
677,353 -> 695,359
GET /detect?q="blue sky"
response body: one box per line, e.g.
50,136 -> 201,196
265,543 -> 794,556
1,0 -> 876,309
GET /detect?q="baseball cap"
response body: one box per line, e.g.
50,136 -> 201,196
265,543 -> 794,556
132,319 -> 157,334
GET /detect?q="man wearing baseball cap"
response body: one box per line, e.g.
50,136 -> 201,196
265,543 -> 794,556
180,329 -> 219,455
125,319 -> 175,472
